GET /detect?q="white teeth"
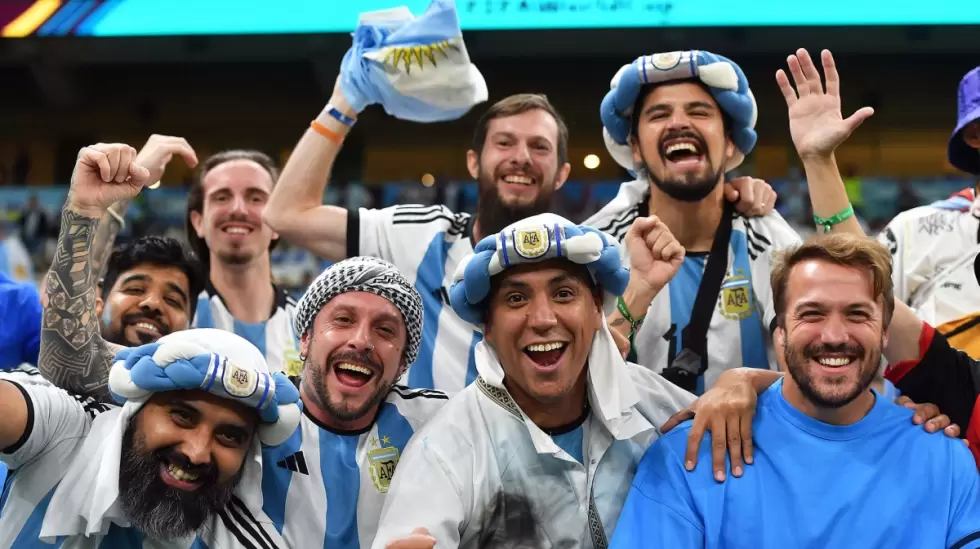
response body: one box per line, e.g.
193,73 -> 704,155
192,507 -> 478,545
503,175 -> 533,185
817,357 -> 853,367
135,322 -> 159,333
665,143 -> 699,156
225,227 -> 250,235
525,342 -> 566,352
337,363 -> 372,376
167,463 -> 200,482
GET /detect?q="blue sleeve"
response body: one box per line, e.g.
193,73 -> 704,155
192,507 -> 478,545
19,286 -> 41,366
610,437 -> 704,549
947,444 -> 980,549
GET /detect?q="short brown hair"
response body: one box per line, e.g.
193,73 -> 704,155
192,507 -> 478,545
770,233 -> 895,328
184,149 -> 281,271
471,93 -> 569,166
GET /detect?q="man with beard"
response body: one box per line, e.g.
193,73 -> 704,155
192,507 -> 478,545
265,83 -> 775,394
185,150 -> 302,376
39,143 -> 204,400
588,50 -> 800,395
0,328 -> 301,548
610,233 -> 980,548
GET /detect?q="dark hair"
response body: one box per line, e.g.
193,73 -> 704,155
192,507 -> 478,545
102,236 -> 206,321
184,149 -> 281,271
629,80 -> 732,140
771,233 -> 895,328
471,94 -> 569,166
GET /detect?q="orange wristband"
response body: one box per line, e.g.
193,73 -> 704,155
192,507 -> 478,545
310,120 -> 343,143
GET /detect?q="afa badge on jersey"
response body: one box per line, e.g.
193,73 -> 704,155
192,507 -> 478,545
368,439 -> 400,494
284,348 -> 304,377
719,272 -> 753,321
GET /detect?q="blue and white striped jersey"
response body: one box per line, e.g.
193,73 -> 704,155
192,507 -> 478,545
584,179 -> 802,394
260,384 -> 448,549
193,282 -> 302,377
0,378 -> 282,549
349,205 -> 479,393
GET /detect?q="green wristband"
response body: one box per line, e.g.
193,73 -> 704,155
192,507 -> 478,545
616,296 -> 645,358
813,204 -> 855,233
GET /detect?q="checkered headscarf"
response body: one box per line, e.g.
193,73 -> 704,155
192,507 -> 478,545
294,257 -> 423,364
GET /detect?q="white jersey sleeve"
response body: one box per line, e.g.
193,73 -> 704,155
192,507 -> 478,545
371,424 -> 468,549
741,212 -> 803,331
0,379 -> 93,470
350,204 -> 471,264
878,212 -> 916,303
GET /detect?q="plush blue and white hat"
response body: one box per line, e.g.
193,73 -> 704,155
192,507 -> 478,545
600,50 -> 758,174
108,328 -> 301,447
449,213 -> 630,325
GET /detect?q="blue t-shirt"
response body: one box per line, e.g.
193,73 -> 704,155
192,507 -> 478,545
0,272 -> 41,369
611,378 -> 980,549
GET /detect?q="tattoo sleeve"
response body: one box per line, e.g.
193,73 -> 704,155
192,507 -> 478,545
39,207 -> 124,402
90,197 -> 134,282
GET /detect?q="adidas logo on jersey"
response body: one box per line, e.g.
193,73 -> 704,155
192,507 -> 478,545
277,451 -> 309,475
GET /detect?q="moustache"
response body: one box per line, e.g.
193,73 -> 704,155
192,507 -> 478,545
328,349 -> 383,375
122,312 -> 170,343
801,342 -> 866,360
155,446 -> 219,487
659,130 -> 708,159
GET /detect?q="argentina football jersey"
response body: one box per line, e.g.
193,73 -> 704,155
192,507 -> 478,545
193,282 -> 302,376
349,204 -> 480,393
585,179 -> 803,394
260,384 -> 447,549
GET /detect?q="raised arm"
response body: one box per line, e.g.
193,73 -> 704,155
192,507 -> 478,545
39,143 -> 152,401
776,48 -> 923,364
263,83 -> 356,262
88,135 -> 198,281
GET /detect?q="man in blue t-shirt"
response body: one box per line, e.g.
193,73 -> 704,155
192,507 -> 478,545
611,233 -> 980,549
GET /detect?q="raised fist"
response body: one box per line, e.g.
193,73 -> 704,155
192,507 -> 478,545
625,216 -> 685,296
67,143 -> 151,218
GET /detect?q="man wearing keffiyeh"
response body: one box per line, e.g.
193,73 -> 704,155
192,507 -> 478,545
0,328 -> 300,548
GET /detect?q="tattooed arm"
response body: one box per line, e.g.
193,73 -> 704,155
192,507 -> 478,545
40,208 -> 126,401
38,144 -> 152,401
89,202 -> 132,283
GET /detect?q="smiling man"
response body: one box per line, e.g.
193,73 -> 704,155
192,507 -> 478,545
257,256 -> 449,549
590,50 -> 801,395
40,143 -> 205,400
0,328 -> 300,548
610,233 -> 980,549
185,150 -> 301,375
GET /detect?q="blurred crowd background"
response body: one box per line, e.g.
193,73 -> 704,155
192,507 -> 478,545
1,0 -> 978,297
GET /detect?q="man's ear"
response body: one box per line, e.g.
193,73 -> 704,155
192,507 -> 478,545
466,150 -> 480,180
190,210 -> 205,238
300,331 -> 310,356
95,295 -> 105,319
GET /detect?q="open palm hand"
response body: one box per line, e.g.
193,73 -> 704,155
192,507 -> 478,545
776,49 -> 874,159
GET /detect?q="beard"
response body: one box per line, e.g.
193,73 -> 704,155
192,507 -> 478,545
476,162 -> 554,237
215,246 -> 255,266
302,346 -> 393,424
641,130 -> 724,203
119,420 -> 243,540
783,336 -> 880,409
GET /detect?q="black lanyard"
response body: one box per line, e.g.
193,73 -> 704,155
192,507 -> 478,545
659,200 -> 735,393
